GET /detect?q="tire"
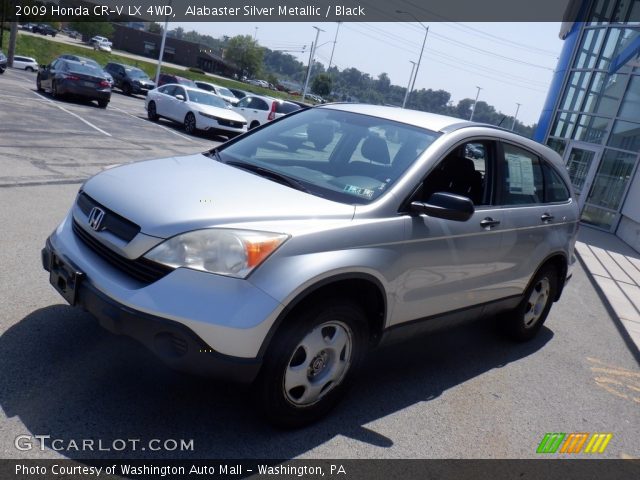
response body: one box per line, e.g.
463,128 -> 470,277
184,112 -> 196,134
97,99 -> 109,109
26,67 -> 34,72
51,81 -> 60,99
147,101 -> 159,121
249,121 -> 260,130
500,264 -> 558,342
122,83 -> 132,96
36,76 -> 43,91
0,67 -> 5,75
256,299 -> 369,428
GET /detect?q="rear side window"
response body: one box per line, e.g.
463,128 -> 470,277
249,98 -> 269,110
499,143 -> 544,205
276,102 -> 301,114
543,162 -> 571,202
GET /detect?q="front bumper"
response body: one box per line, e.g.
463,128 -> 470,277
41,211 -> 284,382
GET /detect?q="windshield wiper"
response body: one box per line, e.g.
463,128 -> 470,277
225,160 -> 310,193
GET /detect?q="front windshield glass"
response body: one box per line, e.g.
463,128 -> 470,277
126,68 -> 149,80
188,90 -> 228,108
217,108 -> 441,204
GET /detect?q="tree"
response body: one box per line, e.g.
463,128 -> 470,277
69,22 -> 114,41
312,73 -> 332,96
148,22 -> 163,35
224,35 -> 263,78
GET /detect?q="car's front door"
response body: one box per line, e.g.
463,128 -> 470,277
392,139 -> 512,326
168,86 -> 189,123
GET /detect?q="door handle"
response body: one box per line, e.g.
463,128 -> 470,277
480,217 -> 501,229
541,213 -> 555,223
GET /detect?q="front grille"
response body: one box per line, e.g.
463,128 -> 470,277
72,220 -> 174,284
218,119 -> 244,128
77,192 -> 140,242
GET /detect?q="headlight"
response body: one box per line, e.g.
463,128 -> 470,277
198,111 -> 219,120
144,229 -> 288,278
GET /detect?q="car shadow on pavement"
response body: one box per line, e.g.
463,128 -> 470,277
0,304 -> 552,460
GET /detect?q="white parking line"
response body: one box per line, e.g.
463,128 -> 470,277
24,88 -> 112,137
109,105 -> 203,143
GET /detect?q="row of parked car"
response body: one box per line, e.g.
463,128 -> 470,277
30,53 -> 304,138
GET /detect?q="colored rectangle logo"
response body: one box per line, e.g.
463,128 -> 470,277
537,433 -> 612,454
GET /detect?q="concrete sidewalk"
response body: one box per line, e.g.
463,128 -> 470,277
575,225 -> 640,355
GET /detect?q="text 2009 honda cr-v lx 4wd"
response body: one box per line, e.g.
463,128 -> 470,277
43,104 -> 579,427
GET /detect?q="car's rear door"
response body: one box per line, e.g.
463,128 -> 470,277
494,142 -> 578,299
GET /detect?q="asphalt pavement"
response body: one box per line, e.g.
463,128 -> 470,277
0,67 -> 638,461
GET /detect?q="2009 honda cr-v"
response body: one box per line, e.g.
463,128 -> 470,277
42,104 -> 579,427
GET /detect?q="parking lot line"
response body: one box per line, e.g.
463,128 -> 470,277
109,105 -> 203,143
25,88 -> 112,137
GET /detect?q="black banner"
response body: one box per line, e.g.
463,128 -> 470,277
5,0 -> 587,23
3,459 -> 640,480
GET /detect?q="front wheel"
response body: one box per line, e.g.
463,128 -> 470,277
147,101 -> 159,121
184,112 -> 196,134
0,67 -> 5,74
256,299 -> 369,428
500,264 -> 558,342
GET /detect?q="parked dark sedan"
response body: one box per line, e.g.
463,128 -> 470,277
104,62 -> 155,95
37,58 -> 111,108
0,50 -> 6,74
33,24 -> 57,37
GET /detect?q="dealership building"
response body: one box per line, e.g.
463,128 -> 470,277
535,0 -> 640,252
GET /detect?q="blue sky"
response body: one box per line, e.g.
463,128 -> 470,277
174,22 -> 565,126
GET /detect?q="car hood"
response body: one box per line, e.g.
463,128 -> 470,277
190,103 -> 246,123
82,153 -> 355,238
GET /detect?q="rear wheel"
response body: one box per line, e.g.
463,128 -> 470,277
51,81 -> 60,99
500,264 -> 558,342
256,299 -> 369,428
122,83 -> 132,96
184,112 -> 196,134
97,99 -> 109,109
147,101 -> 159,121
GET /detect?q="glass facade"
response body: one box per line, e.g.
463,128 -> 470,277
545,2 -> 640,231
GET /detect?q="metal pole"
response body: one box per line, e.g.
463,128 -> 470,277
328,22 -> 341,71
254,26 -> 258,41
469,86 -> 482,121
511,103 -> 522,130
402,61 -> 417,109
154,18 -> 169,86
302,26 -> 323,100
397,11 -> 428,107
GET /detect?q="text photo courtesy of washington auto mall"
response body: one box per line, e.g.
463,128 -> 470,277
1,0 -> 640,479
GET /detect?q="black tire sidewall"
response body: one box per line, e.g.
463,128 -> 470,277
185,113 -> 196,133
257,300 -> 369,428
503,265 -> 558,341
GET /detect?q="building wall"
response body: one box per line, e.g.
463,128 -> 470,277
535,1 -> 640,251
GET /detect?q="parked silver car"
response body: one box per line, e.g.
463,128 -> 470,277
42,104 -> 579,426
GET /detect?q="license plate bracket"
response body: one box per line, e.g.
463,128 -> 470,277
49,252 -> 84,305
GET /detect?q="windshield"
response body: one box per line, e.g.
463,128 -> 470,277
217,108 -> 441,204
187,90 -> 228,108
126,68 -> 149,80
217,86 -> 234,98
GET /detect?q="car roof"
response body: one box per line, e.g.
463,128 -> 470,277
319,103 -> 472,132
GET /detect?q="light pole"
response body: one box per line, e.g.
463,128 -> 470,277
469,86 -> 482,121
511,103 -> 522,130
397,10 -> 428,108
402,61 -> 417,109
254,26 -> 259,41
328,22 -> 341,71
302,26 -> 324,101
154,0 -> 173,86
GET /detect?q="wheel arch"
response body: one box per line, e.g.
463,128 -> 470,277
257,273 -> 387,359
533,252 -> 568,302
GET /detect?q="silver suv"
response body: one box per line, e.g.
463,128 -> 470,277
42,104 -> 579,426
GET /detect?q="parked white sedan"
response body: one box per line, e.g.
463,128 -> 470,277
146,84 -> 248,138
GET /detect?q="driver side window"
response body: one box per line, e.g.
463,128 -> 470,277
421,140 -> 494,206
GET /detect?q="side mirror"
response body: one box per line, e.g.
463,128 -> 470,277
410,192 -> 474,222
175,94 -> 185,101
